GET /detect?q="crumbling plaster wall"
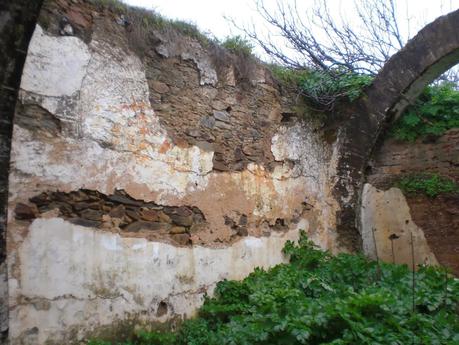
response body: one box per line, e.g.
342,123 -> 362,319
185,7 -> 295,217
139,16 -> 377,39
6,3 -> 342,343
360,184 -> 438,268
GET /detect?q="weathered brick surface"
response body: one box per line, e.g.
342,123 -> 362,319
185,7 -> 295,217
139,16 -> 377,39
368,129 -> 459,188
367,130 -> 459,275
405,194 -> 459,275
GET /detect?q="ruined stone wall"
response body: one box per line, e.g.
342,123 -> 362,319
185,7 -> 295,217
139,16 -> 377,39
361,129 -> 459,275
5,1 -> 341,343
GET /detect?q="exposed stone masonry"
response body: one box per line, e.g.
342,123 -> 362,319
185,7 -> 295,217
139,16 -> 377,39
37,0 -> 290,173
3,1 -> 337,343
145,51 -> 284,172
16,189 -> 209,246
405,194 -> 459,275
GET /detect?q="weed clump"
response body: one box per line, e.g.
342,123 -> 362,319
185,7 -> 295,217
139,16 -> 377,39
270,65 -> 373,111
221,35 -> 254,57
391,82 -> 459,142
396,173 -> 458,197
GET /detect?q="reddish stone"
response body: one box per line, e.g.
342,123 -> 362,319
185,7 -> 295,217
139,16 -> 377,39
125,209 -> 141,221
67,8 -> 91,29
124,221 -> 171,232
170,214 -> 193,227
15,203 -> 38,220
171,233 -> 190,246
139,208 -> 159,221
151,81 -> 170,94
158,211 -> 171,223
109,204 -> 125,218
169,226 -> 186,234
176,206 -> 192,217
212,160 -> 229,171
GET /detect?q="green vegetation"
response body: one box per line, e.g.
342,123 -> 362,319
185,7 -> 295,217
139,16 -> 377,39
396,173 -> 458,198
88,0 -> 210,46
300,70 -> 373,103
88,0 -> 128,13
270,66 -> 373,110
391,82 -> 459,141
88,232 -> 459,345
270,66 -> 459,140
88,0 -> 259,62
221,35 -> 254,57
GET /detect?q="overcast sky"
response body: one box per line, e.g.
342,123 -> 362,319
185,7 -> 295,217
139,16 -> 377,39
120,0 -> 459,62
121,0 -> 458,38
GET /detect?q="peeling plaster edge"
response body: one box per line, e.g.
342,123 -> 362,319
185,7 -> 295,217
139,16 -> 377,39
20,216 -> 300,251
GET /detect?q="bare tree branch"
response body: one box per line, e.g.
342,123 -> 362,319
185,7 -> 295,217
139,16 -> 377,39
229,0 -> 458,108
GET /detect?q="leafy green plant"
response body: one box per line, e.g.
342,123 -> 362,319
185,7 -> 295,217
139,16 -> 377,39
391,82 -> 459,141
300,70 -> 373,103
221,35 -> 254,57
88,329 -> 173,345
89,231 -> 459,345
396,173 -> 458,197
270,65 -> 373,110
88,340 -> 112,345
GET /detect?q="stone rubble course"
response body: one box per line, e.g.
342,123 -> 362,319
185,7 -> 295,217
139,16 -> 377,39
17,189 -> 206,246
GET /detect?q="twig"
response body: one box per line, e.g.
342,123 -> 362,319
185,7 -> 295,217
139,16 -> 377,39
371,227 -> 381,282
388,233 -> 400,264
1,85 -> 17,92
443,266 -> 448,307
410,231 -> 416,345
410,232 -> 416,313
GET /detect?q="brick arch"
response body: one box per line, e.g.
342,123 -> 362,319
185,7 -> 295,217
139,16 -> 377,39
334,8 -> 459,251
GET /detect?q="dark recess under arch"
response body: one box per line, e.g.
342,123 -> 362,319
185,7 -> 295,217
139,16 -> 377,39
0,0 -> 44,342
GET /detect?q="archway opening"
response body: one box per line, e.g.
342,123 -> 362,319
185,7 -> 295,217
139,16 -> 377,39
333,8 -> 459,252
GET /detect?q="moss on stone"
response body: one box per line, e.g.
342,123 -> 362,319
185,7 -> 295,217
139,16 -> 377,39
396,173 -> 458,197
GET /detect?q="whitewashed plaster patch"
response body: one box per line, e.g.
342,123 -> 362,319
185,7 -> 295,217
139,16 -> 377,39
360,184 -> 438,267
9,218 -> 299,344
21,25 -> 91,97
